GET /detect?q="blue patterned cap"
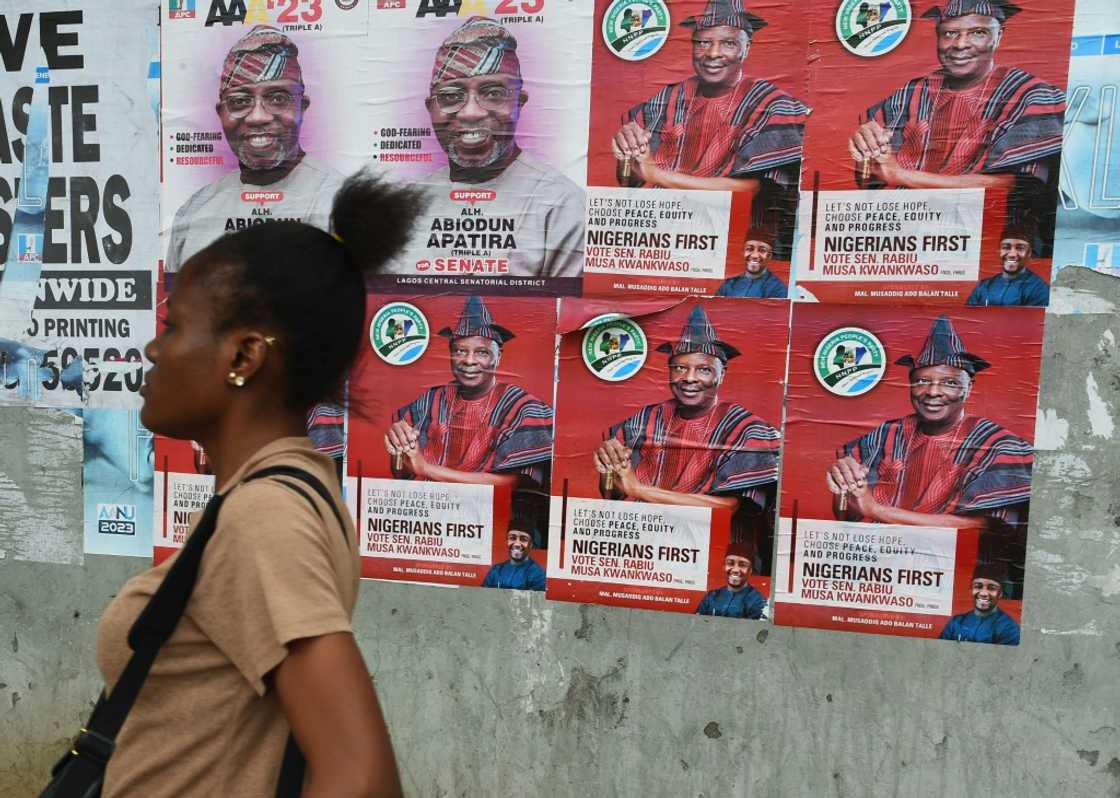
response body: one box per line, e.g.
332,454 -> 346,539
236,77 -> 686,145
657,305 -> 741,362
896,315 -> 990,374
438,296 -> 514,344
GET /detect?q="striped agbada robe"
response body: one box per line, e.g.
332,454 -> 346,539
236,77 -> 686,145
395,382 -> 553,483
627,77 -> 809,184
863,66 -> 1065,181
842,414 -> 1033,524
609,399 -> 780,507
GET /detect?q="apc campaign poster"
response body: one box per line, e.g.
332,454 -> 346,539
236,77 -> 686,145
774,304 -> 1043,645
345,294 -> 556,590
792,0 -> 1072,305
0,3 -> 158,409
547,297 -> 786,618
582,0 -> 810,298
82,408 -> 154,557
1053,0 -> 1120,278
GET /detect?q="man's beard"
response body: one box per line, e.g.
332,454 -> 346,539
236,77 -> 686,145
448,135 -> 515,170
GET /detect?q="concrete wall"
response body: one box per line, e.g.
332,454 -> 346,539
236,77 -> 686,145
2,265 -> 1118,797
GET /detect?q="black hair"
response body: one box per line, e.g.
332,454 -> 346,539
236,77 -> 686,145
192,171 -> 427,410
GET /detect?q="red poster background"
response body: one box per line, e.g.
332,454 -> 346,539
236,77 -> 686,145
347,294 -> 558,582
549,297 -> 789,608
795,0 -> 1075,301
582,0 -> 807,297
775,303 -> 1043,635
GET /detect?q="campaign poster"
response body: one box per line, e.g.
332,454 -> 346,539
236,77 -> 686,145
161,2 -> 592,297
152,433 -> 214,565
0,3 -> 158,409
345,294 -> 557,590
583,0 -> 810,297
1053,0 -> 1120,278
792,0 -> 1073,305
775,304 -> 1043,645
547,297 -> 787,618
82,408 -> 154,557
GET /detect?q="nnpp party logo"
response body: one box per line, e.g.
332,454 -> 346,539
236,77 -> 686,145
814,327 -> 886,397
835,0 -> 911,57
582,314 -> 647,382
602,0 -> 670,62
371,302 -> 430,366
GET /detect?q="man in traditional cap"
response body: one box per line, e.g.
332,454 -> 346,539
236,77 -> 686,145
716,225 -> 788,298
594,305 -> 780,526
165,26 -> 342,273
826,315 -> 1033,530
391,17 -> 583,284
939,562 -> 1020,644
848,1 -> 1064,195
695,541 -> 769,620
385,296 -> 553,489
481,516 -> 546,591
966,224 -> 1050,306
611,0 -> 809,246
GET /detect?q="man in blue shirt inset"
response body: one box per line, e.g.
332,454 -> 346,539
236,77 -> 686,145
695,541 -> 769,620
716,227 -> 788,299
966,224 -> 1050,306
481,517 -> 546,591
939,562 -> 1021,645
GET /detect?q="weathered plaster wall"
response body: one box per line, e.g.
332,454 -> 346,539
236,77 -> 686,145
2,266 -> 1118,797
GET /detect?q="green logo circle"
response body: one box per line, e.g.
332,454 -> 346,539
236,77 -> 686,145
582,314 -> 647,382
835,0 -> 911,57
602,0 -> 670,62
370,302 -> 429,366
814,327 -> 886,397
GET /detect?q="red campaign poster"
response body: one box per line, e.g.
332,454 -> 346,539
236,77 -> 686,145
583,0 -> 810,297
775,304 -> 1044,645
346,294 -> 557,590
792,0 -> 1072,304
547,297 -> 788,618
151,271 -> 215,565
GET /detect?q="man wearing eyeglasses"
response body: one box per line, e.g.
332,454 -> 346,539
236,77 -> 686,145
611,1 -> 808,262
164,26 -> 342,274
389,17 -> 583,286
847,0 -> 1063,196
385,297 -> 553,491
594,305 -> 780,554
825,315 -> 1033,531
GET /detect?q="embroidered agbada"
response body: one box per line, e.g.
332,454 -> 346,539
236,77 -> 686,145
864,66 -> 1065,180
395,382 -> 553,482
842,414 -> 1033,522
609,399 -> 779,505
627,77 -> 809,184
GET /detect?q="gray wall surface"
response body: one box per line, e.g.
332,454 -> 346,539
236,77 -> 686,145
2,266 -> 1119,797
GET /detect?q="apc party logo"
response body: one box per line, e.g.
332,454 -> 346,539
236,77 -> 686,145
814,327 -> 886,397
582,314 -> 647,382
370,302 -> 430,366
835,0 -> 911,57
602,0 -> 670,62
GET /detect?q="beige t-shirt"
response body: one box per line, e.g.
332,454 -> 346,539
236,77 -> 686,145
96,437 -> 359,797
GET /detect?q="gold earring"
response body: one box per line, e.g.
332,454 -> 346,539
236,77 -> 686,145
228,371 -> 246,387
264,336 -> 276,346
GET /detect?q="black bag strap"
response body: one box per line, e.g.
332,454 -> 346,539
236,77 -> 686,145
72,463 -> 348,795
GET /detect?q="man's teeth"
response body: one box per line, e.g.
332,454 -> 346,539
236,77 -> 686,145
459,131 -> 487,144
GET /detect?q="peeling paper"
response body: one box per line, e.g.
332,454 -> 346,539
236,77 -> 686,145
1040,620 -> 1104,636
1085,373 -> 1116,439
1035,409 -> 1070,450
1047,285 -> 1118,315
